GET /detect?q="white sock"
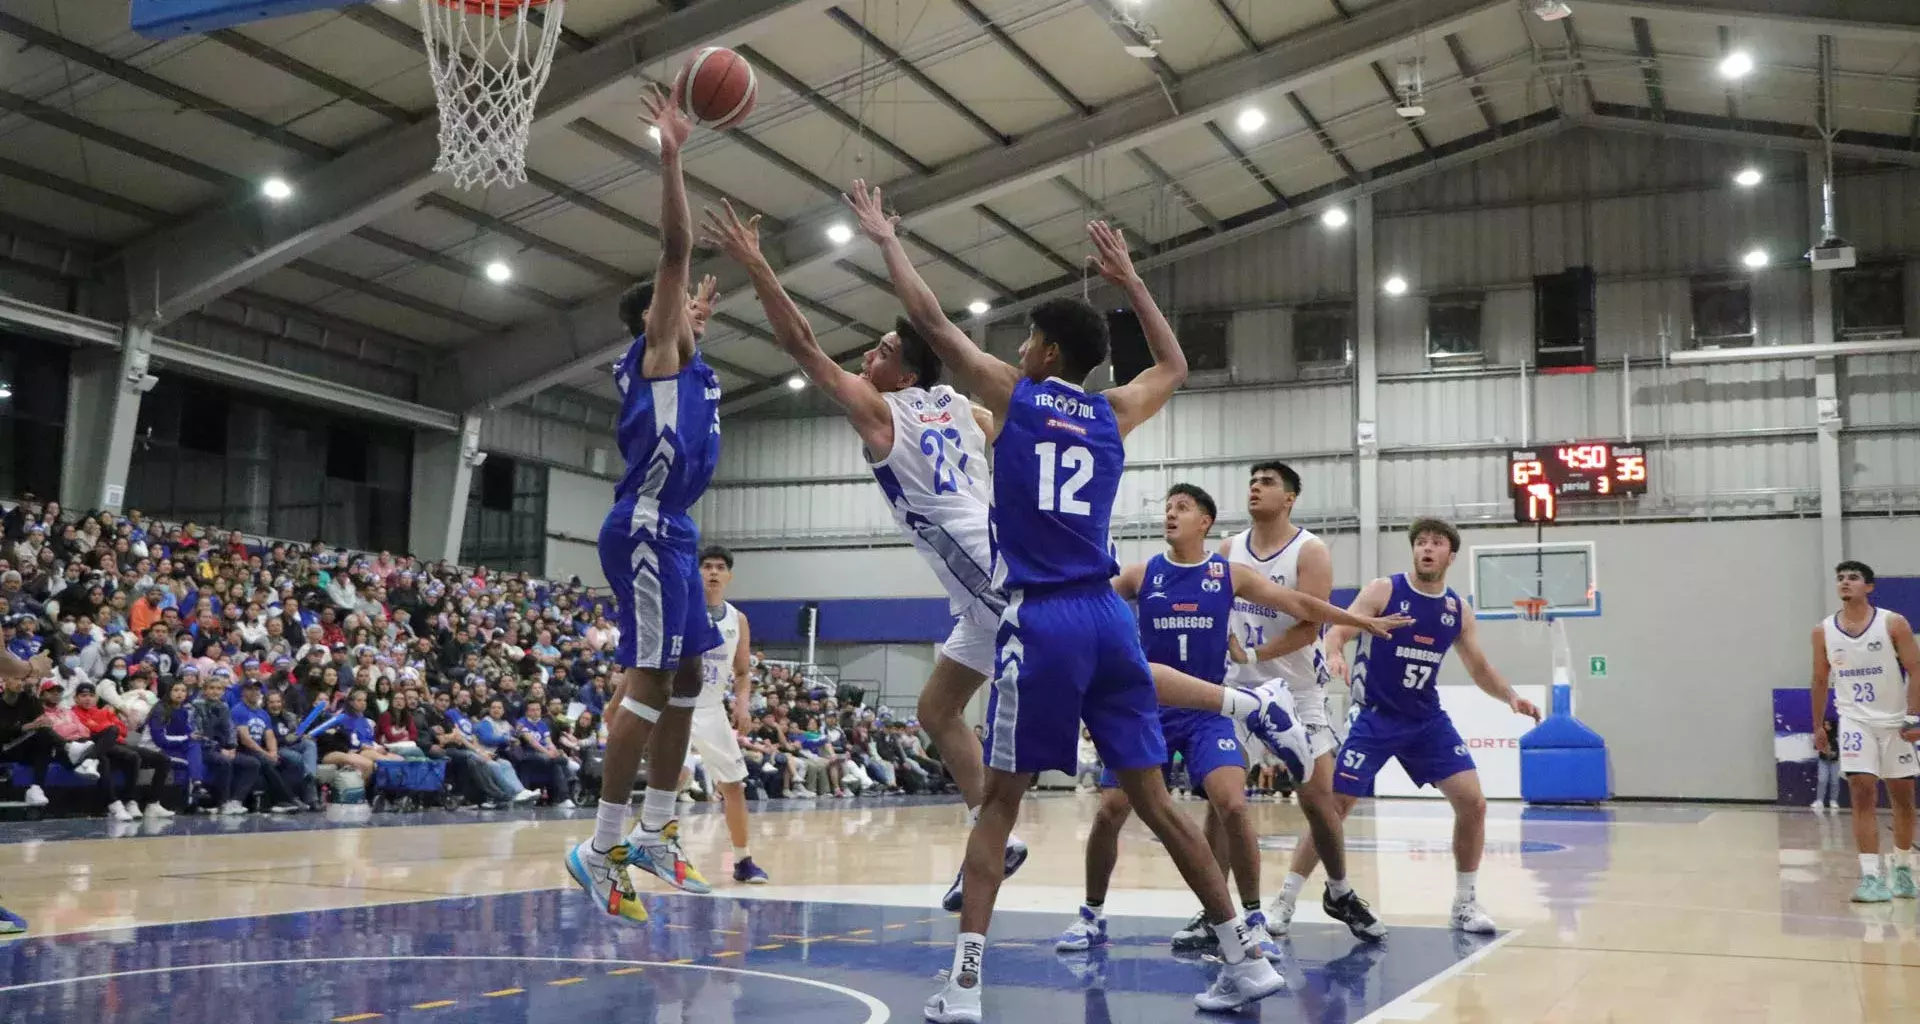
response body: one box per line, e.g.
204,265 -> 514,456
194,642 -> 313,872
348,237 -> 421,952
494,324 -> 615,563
1457,871 -> 1478,902
951,932 -> 985,986
1327,878 -> 1352,899
1211,917 -> 1249,964
1280,872 -> 1307,903
1895,849 -> 1914,872
733,845 -> 750,861
637,787 -> 678,833
590,799 -> 628,852
1863,853 -> 1885,878
1221,687 -> 1261,718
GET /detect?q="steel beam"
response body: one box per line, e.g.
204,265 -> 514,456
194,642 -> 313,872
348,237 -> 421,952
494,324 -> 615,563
1286,92 -> 1364,183
1575,0 -> 1920,42
1630,17 -> 1666,119
822,7 -> 1008,146
115,0 -> 820,327
441,0 -> 1508,410
950,0 -> 1092,116
1326,0 -> 1435,154
1203,123 -> 1289,206
721,110 -> 1567,413
1580,104 -> 1920,168
1128,151 -> 1224,232
1445,34 -> 1501,132
1051,175 -> 1143,238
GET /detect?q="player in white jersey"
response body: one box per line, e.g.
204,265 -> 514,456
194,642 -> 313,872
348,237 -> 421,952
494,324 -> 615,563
686,546 -> 769,885
1219,462 -> 1382,940
701,203 -> 1029,902
1810,560 -> 1920,903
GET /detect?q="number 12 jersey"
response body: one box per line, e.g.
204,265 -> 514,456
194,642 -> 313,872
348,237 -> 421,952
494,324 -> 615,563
989,377 -> 1124,590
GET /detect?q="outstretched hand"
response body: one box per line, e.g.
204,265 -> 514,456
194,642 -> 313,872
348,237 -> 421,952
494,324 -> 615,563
1086,221 -> 1139,286
688,275 -> 719,336
843,179 -> 899,243
700,200 -> 764,265
641,74 -> 693,154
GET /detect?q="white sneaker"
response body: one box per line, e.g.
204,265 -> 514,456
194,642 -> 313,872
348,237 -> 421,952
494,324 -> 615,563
510,789 -> 538,804
23,785 -> 47,807
75,759 -> 101,780
1451,898 -> 1496,934
676,792 -> 695,805
1243,911 -> 1283,960
269,803 -> 301,814
1267,895 -> 1296,937
107,801 -> 134,822
219,800 -> 248,816
556,799 -> 576,809
924,975 -> 983,1024
791,786 -> 815,798
1194,956 -> 1286,1010
145,803 -> 175,819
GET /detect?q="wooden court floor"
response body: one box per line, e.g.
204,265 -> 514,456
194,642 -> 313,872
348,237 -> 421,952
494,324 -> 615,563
2,793 -> 1916,1022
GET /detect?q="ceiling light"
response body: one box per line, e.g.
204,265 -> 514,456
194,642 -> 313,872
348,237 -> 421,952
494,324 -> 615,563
484,261 -> 512,283
1235,107 -> 1266,133
0,383 -> 12,400
967,299 -> 991,316
1718,51 -> 1754,80
1382,275 -> 1409,296
1733,167 -> 1763,188
825,223 -> 854,245
260,177 -> 293,201
786,375 -> 807,391
1320,207 -> 1349,229
1742,248 -> 1768,269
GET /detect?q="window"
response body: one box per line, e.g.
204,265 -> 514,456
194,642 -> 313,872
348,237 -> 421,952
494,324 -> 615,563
1427,293 -> 1485,366
461,455 -> 549,574
0,332 -> 69,501
1178,312 -> 1231,374
1836,264 -> 1906,340
1689,278 -> 1755,349
1293,304 -> 1352,372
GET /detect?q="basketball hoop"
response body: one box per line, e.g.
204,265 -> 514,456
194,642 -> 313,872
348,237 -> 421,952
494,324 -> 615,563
1512,597 -> 1550,621
417,0 -> 566,190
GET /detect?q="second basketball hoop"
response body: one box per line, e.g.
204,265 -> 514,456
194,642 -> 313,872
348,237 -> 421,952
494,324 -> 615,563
418,0 -> 566,190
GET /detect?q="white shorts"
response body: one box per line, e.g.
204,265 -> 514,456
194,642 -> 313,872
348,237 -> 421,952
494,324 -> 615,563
1839,716 -> 1920,780
938,600 -> 999,676
684,704 -> 748,784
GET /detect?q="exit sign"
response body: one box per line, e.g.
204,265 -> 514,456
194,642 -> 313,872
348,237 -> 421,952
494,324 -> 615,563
1588,655 -> 1608,678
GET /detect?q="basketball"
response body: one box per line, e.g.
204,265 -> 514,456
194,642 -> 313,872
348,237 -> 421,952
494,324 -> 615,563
681,47 -> 756,130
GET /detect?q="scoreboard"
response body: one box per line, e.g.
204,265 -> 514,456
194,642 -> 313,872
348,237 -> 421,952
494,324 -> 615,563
1507,442 -> 1648,522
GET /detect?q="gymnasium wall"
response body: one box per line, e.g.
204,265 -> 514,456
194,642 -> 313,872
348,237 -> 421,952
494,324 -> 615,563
544,467 -> 612,588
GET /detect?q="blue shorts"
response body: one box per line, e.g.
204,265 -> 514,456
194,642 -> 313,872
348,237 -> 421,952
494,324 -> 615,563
1100,710 -> 1244,789
1332,707 -> 1475,797
599,505 -> 722,670
984,583 -> 1166,777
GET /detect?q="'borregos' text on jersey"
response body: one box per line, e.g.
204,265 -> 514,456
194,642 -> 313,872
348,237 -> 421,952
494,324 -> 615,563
698,602 -> 741,709
990,378 -> 1122,590
1826,608 -> 1906,726
1224,527 -> 1325,690
870,386 -> 998,614
610,337 -> 722,541
1351,573 -> 1464,720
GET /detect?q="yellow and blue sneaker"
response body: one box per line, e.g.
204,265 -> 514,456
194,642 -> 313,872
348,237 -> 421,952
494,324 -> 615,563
566,839 -> 650,921
627,820 -> 712,895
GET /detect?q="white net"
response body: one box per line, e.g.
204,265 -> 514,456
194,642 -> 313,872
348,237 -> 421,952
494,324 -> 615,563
417,0 -> 566,190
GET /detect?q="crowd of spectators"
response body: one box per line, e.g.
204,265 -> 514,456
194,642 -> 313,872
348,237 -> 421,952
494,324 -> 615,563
0,495 -> 958,821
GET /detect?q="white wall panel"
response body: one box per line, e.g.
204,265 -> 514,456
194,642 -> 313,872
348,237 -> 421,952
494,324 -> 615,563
1168,218 -> 1352,308
1845,435 -> 1920,491
546,469 -> 614,540
1379,451 -> 1507,517
1844,353 -> 1920,427
715,415 -> 867,482
1533,369 -> 1625,443
1634,360 -> 1816,436
544,538 -> 605,588
1380,374 -> 1519,447
481,407 -> 608,477
1653,437 -> 1817,504
1131,383 -> 1352,461
1227,308 -> 1294,382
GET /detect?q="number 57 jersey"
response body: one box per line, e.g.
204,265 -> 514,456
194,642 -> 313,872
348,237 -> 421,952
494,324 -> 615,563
1350,573 -> 1464,720
869,385 -> 998,615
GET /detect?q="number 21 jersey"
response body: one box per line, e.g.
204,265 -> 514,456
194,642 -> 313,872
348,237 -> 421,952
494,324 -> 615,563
990,377 -> 1123,589
1351,573 -> 1464,720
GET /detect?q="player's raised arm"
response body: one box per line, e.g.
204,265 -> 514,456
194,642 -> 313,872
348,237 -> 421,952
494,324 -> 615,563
1228,564 -> 1410,639
845,180 -> 1018,417
1454,604 -> 1542,721
1110,561 -> 1145,601
1095,222 -> 1187,437
1323,577 -> 1392,681
641,77 -> 697,374
701,201 -> 891,448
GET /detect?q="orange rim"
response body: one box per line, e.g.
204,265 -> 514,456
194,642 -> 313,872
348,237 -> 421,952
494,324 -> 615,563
430,0 -> 552,14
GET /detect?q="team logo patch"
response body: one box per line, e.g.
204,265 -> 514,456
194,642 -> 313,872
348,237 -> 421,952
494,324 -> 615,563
1045,417 -> 1088,435
1869,640 -> 1885,652
1207,561 -> 1226,578
1440,614 -> 1457,627
1445,596 -> 1458,612
1173,602 -> 1199,612
1201,578 -> 1223,593
1414,635 -> 1434,645
1454,744 -> 1469,757
1399,601 -> 1410,613
1218,738 -> 1238,751
1153,574 -> 1165,586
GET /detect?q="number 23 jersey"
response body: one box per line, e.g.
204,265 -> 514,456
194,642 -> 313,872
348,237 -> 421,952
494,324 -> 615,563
869,385 -> 997,614
1351,573 -> 1464,720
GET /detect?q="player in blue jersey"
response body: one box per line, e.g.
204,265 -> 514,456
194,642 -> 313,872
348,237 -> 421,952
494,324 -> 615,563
1054,484 -> 1410,960
847,183 -> 1290,1019
1306,519 -> 1541,935
0,645 -> 47,933
567,77 -> 727,922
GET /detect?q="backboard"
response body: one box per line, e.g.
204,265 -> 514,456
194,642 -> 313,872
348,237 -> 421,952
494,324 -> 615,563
131,0 -> 356,38
1469,540 -> 1600,620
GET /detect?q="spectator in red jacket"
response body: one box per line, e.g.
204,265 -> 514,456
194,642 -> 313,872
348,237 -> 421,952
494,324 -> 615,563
71,682 -> 173,821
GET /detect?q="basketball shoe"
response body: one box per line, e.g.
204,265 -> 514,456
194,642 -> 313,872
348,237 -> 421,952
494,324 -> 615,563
1194,956 -> 1286,1011
1240,685 -> 1313,785
627,820 -> 712,895
1054,905 -> 1109,952
565,839 -> 649,922
941,835 -> 1029,912
1323,886 -> 1388,940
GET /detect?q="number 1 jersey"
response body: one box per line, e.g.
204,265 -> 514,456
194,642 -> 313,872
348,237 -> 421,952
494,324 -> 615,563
1351,572 -> 1465,720
990,377 -> 1124,590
